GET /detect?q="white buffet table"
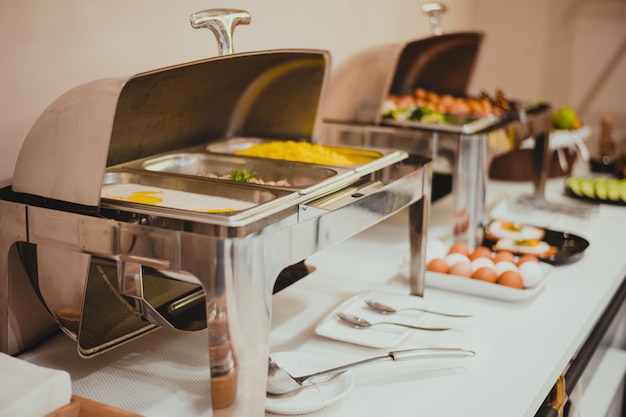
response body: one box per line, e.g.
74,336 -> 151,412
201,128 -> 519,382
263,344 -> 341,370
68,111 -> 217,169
17,178 -> 626,417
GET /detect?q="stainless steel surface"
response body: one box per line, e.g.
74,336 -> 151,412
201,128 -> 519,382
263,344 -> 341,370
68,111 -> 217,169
267,347 -> 475,396
190,8 -> 251,56
336,312 -> 450,331
364,299 -> 473,318
0,9 -> 433,417
139,152 -> 341,190
0,157 -> 429,415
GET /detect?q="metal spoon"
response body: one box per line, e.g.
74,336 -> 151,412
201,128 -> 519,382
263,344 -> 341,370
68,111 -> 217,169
267,347 -> 476,396
336,312 -> 450,331
365,299 -> 473,318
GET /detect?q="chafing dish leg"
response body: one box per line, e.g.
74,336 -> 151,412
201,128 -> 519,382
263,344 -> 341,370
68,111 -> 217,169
0,200 -> 58,355
408,184 -> 431,297
452,133 -> 488,251
181,237 -> 272,416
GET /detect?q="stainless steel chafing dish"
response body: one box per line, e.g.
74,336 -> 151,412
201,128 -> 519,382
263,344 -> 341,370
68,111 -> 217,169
321,3 -> 554,249
0,8 -> 431,416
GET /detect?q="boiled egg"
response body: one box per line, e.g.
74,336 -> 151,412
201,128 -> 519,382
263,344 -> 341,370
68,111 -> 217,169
448,241 -> 470,257
472,267 -> 498,283
518,261 -> 544,288
471,257 -> 495,272
448,262 -> 473,278
494,250 -> 515,264
426,258 -> 449,274
470,246 -> 493,261
497,270 -> 524,289
445,253 -> 471,267
494,261 -> 518,276
517,254 -> 540,266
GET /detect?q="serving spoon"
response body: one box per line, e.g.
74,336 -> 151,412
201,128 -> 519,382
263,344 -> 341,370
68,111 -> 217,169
267,348 -> 476,396
365,299 -> 473,318
337,312 -> 450,331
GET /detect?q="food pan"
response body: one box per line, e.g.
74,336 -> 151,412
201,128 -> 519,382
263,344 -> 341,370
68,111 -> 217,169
101,170 -> 286,215
138,153 -> 346,189
205,137 -> 384,166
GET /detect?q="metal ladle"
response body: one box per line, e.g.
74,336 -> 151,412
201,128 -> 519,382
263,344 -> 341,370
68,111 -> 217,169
365,299 -> 473,318
337,312 -> 450,331
267,348 -> 476,396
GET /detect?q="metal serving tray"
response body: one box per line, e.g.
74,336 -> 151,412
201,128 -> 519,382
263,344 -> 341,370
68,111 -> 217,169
205,137 -> 385,166
102,170 -> 280,204
381,112 -> 507,134
138,152 -> 346,189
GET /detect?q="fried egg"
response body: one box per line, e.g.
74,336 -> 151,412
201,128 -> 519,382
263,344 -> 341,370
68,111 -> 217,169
486,220 -> 545,241
493,238 -> 556,258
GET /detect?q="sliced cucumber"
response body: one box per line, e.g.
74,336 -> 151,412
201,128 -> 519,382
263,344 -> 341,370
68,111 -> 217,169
567,178 -> 582,196
581,179 -> 596,199
566,176 -> 626,204
595,181 -> 608,200
608,183 -> 621,201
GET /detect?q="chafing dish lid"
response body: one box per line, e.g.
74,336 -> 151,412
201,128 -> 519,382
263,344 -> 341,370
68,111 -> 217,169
12,49 -> 330,207
322,32 -> 482,124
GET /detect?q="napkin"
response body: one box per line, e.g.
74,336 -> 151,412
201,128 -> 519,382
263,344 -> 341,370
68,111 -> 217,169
0,352 -> 71,417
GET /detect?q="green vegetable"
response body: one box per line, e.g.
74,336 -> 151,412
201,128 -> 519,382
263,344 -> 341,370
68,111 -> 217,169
229,168 -> 256,182
409,106 -> 446,124
552,106 -> 581,130
566,176 -> 626,204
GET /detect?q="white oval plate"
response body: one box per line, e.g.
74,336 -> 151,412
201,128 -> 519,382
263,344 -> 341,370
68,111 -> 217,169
265,351 -> 354,415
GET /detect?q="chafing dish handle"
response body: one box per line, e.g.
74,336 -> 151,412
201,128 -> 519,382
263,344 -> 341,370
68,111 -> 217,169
422,2 -> 447,36
190,8 -> 251,56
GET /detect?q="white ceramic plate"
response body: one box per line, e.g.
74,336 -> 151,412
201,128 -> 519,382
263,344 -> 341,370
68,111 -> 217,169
314,292 -> 429,348
265,351 -> 354,415
424,269 -> 549,302
402,244 -> 553,302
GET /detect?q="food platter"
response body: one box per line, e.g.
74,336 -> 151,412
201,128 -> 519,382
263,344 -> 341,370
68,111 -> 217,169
381,114 -> 504,134
424,270 -> 548,302
400,255 -> 551,302
523,228 -> 590,265
483,220 -> 590,265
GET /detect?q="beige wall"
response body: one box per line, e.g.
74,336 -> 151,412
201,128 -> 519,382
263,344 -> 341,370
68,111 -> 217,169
1,0 -> 624,185
470,0 -> 626,157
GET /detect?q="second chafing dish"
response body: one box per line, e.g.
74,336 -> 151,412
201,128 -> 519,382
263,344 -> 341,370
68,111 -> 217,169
320,5 -> 552,250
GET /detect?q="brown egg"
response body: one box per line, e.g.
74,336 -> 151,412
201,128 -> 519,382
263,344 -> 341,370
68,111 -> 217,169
497,270 -> 524,289
494,250 -> 515,264
470,246 -> 493,261
448,241 -> 470,257
472,267 -> 498,283
426,258 -> 449,274
517,254 -> 540,266
448,262 -> 473,278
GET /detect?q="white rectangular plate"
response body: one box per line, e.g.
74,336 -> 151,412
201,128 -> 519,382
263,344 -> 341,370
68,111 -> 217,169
424,270 -> 548,302
314,291 -> 429,348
